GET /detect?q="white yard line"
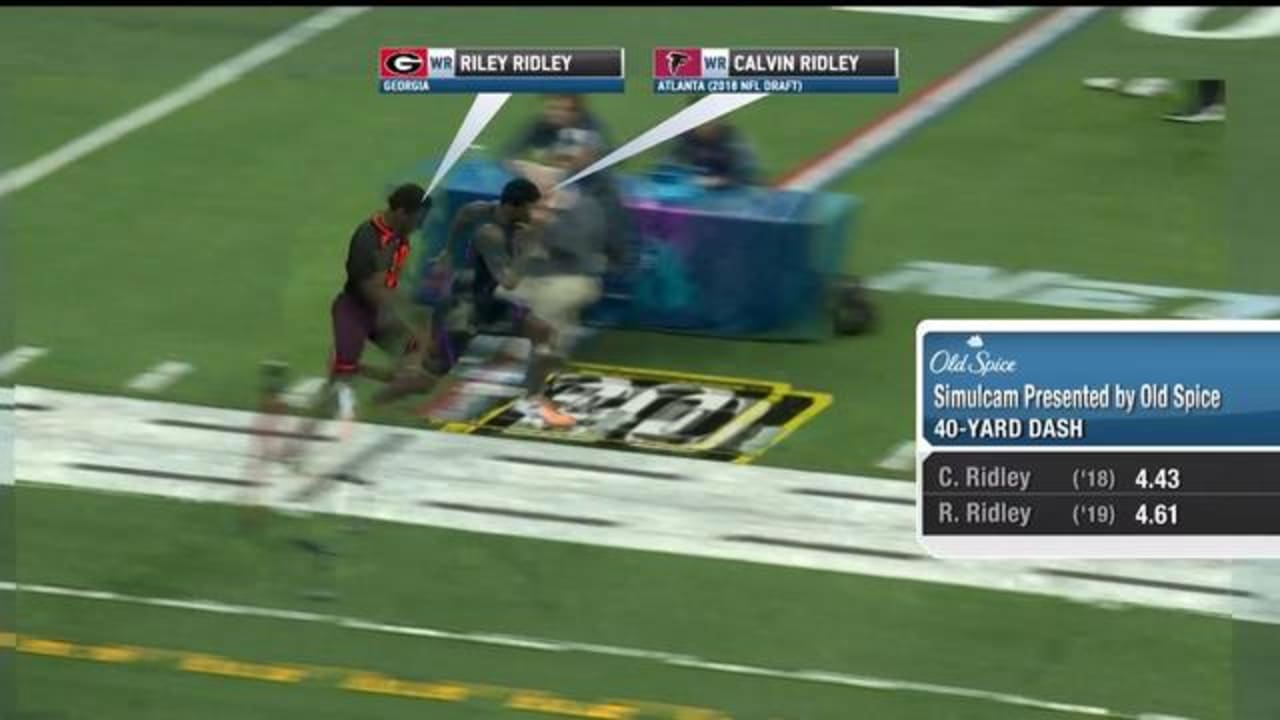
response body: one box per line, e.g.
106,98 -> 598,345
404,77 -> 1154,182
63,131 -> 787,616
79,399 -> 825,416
0,580 -> 1190,719
0,7 -> 369,198
14,385 -> 1275,626
867,260 -> 1280,319
779,7 -> 1102,190
832,7 -> 1034,24
125,361 -> 193,393
0,347 -> 47,378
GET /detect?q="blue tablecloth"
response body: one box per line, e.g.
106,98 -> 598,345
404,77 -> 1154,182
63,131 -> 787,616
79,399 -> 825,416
417,158 -> 858,340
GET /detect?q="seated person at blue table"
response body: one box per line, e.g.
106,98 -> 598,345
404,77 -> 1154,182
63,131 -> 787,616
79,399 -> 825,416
663,112 -> 759,189
503,94 -> 612,178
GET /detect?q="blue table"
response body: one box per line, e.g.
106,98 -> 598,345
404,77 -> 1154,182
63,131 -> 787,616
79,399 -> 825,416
417,157 -> 858,340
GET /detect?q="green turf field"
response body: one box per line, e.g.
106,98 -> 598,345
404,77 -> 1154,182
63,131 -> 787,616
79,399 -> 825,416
11,484 -> 1248,720
4,7 -> 1278,719
3,7 -> 1259,477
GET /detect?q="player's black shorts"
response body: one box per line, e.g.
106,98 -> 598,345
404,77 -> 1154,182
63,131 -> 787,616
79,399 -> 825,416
330,291 -> 413,376
430,294 -> 527,373
475,295 -> 526,334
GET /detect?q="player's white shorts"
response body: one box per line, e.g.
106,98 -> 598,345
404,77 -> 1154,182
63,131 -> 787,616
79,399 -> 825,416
497,274 -> 601,352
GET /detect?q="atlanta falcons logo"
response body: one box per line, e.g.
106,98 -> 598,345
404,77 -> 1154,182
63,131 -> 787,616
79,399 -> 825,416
667,51 -> 691,75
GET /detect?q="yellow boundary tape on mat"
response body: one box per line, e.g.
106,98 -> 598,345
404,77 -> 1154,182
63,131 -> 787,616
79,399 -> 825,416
570,361 -> 793,394
733,390 -> 834,465
435,360 -> 830,464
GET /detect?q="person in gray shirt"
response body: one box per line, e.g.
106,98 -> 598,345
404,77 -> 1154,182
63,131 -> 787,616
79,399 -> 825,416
493,183 -> 606,429
441,177 -> 604,429
520,186 -> 608,279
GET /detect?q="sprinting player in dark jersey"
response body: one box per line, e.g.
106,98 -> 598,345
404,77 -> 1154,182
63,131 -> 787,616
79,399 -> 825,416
503,181 -> 606,425
330,183 -> 438,401
273,184 -> 439,498
435,178 -> 581,429
287,184 -> 438,454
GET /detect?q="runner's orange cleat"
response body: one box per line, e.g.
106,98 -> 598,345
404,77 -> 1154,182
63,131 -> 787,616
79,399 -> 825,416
534,398 -> 576,429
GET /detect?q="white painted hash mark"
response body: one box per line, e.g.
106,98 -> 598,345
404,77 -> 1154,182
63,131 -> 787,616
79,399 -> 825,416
126,362 -> 193,393
283,376 -> 327,409
876,440 -> 915,472
0,346 -> 48,378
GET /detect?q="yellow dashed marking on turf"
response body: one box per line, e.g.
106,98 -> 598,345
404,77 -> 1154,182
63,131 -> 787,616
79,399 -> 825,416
17,636 -> 77,658
178,653 -> 310,684
7,630 -> 734,719
339,672 -> 473,702
84,643 -> 146,664
505,691 -> 640,718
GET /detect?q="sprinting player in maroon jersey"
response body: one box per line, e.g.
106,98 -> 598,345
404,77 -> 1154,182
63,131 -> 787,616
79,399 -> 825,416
328,182 -> 440,413
278,184 -> 439,477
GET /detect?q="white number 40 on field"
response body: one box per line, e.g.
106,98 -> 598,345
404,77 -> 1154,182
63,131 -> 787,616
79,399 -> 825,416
834,7 -> 1280,40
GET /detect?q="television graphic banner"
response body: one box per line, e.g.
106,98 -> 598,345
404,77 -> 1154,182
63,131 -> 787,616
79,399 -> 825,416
915,320 -> 1280,559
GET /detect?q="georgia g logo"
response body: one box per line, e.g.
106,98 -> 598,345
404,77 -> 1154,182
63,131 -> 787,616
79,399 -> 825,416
379,48 -> 428,78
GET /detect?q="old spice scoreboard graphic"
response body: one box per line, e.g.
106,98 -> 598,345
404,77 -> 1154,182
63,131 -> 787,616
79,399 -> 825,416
380,47 -> 624,93
653,47 -> 899,94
